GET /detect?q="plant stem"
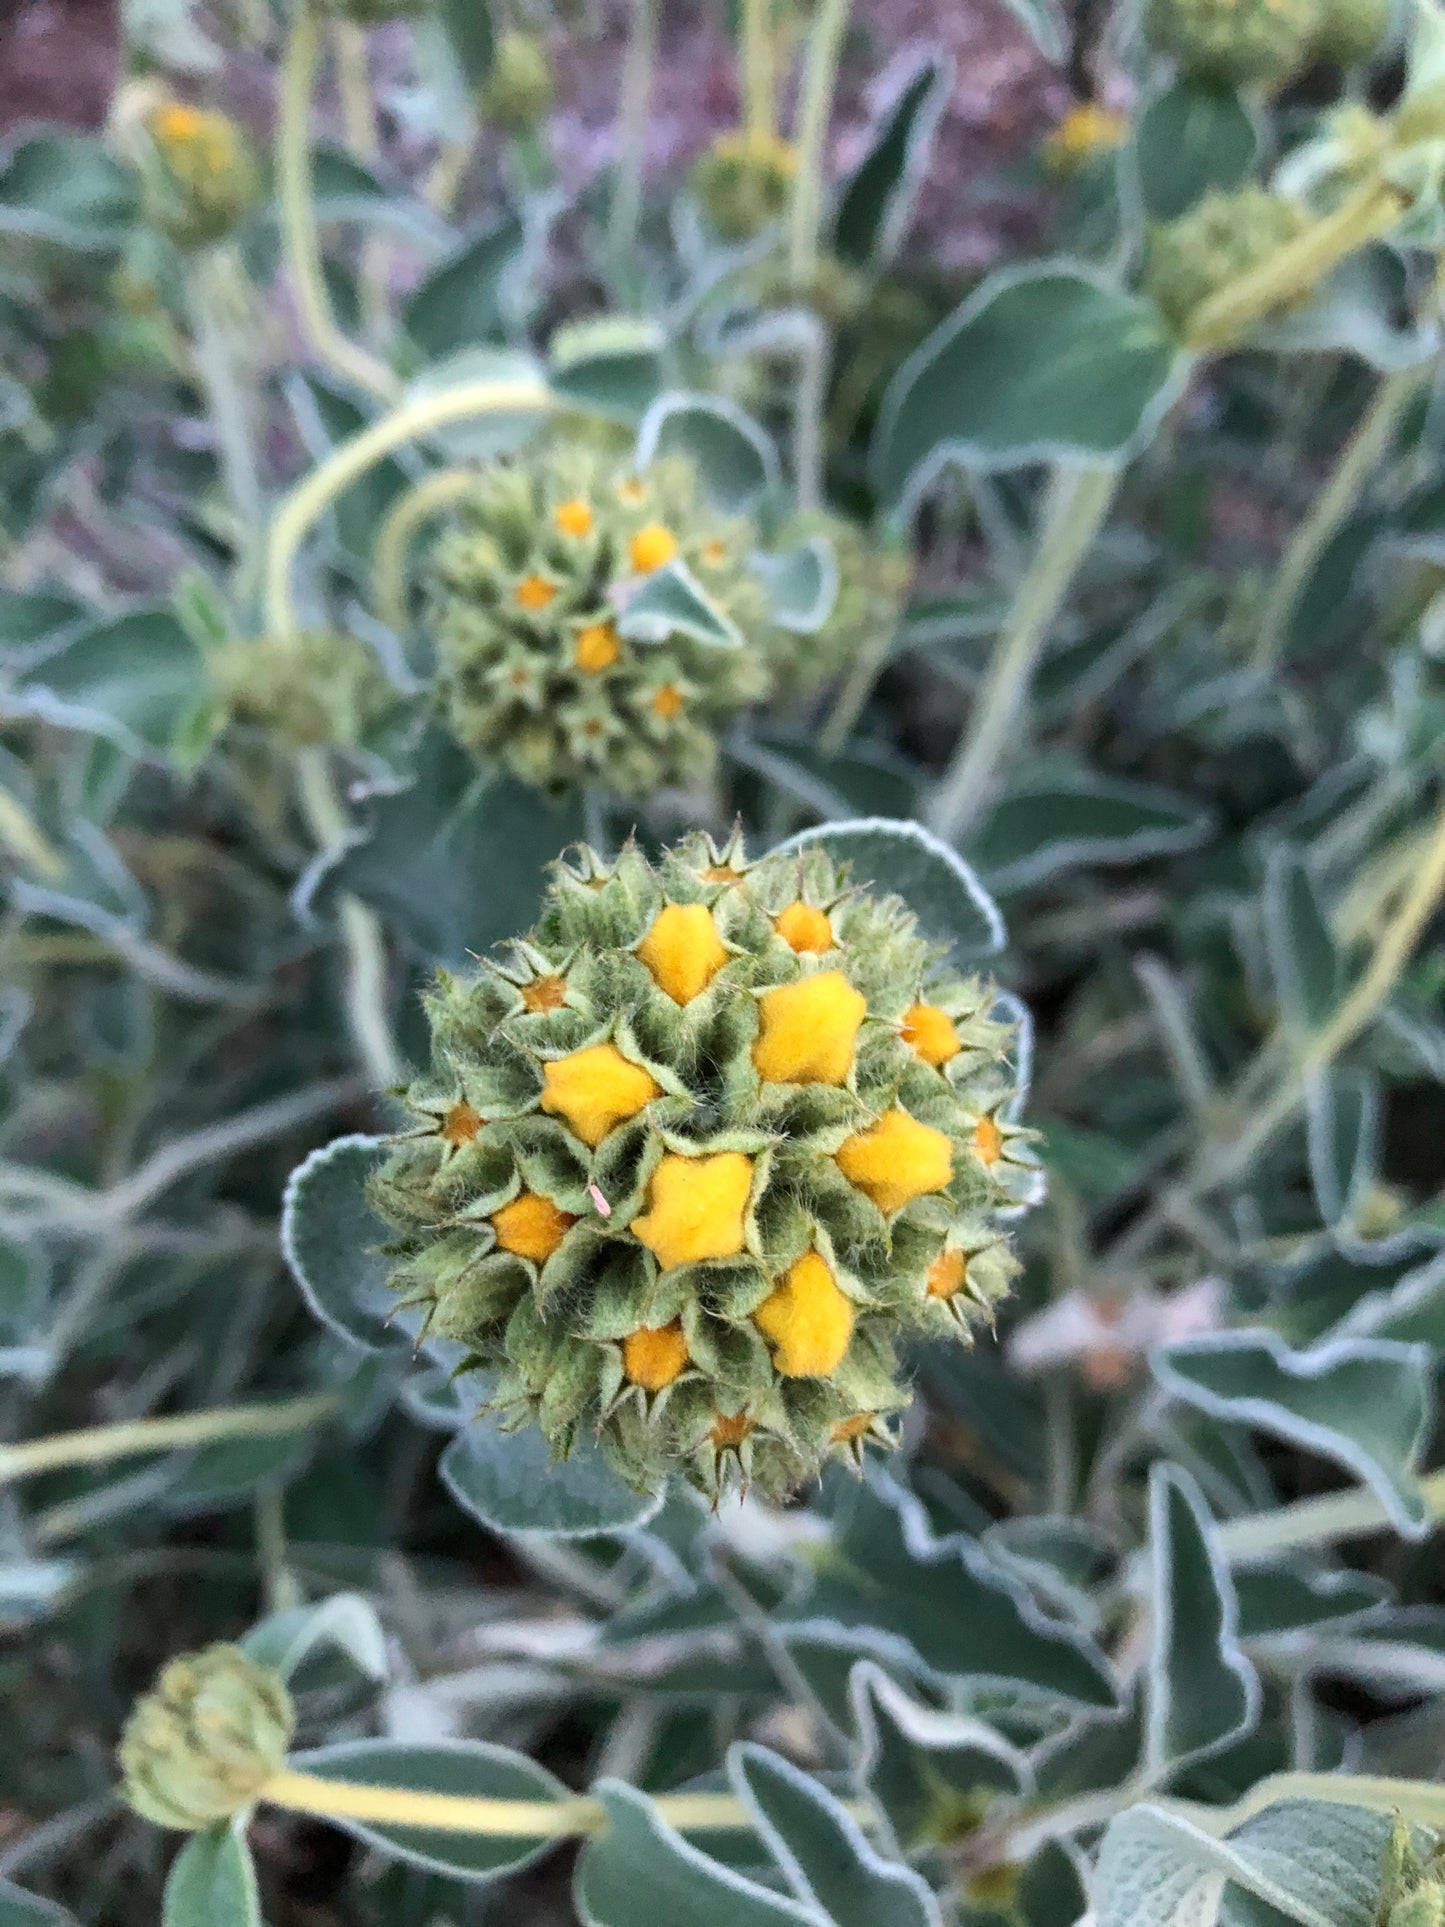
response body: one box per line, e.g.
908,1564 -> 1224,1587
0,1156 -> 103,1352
278,4 -> 398,403
1255,366 -> 1426,669
0,1392 -> 341,1486
1185,179 -> 1406,354
741,0 -> 776,141
1215,1467 -> 1445,1565
295,747 -> 405,1089
608,0 -> 657,262
0,782 -> 64,877
187,247 -> 265,556
264,376 -> 551,636
331,19 -> 392,346
928,464 -> 1119,844
789,0 -> 851,291
372,466 -> 481,633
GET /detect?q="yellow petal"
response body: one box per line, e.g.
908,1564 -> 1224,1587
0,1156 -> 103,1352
554,498 -> 594,536
901,1002 -> 961,1067
622,1321 -> 690,1390
774,902 -> 834,953
754,1250 -> 855,1377
574,622 -> 620,672
491,1191 -> 577,1263
836,1108 -> 953,1215
926,1248 -> 968,1298
973,1115 -> 1004,1166
540,1043 -> 660,1147
752,971 -> 866,1085
630,523 -> 679,573
515,573 -> 558,610
637,903 -> 728,1004
631,1151 -> 754,1270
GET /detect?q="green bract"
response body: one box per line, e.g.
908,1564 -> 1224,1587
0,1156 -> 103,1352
690,129 -> 799,240
1144,186 -> 1313,335
369,832 -> 1028,1500
1144,0 -> 1322,86
118,1645 -> 294,1831
214,630 -> 398,748
429,445 -> 773,797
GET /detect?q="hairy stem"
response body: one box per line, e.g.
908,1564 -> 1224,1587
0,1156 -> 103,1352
373,466 -> 481,633
0,1393 -> 341,1486
332,19 -> 392,345
741,0 -> 776,141
928,464 -> 1119,843
278,4 -> 398,402
788,0 -> 850,290
187,247 -> 265,551
1255,366 -> 1425,669
609,0 -> 657,261
1216,1468 -> 1445,1565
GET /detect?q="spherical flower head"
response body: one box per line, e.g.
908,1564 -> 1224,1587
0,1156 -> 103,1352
480,31 -> 556,134
1378,1815 -> 1445,1927
429,441 -> 774,798
691,129 -> 799,241
213,630 -> 399,748
119,1644 -> 293,1831
142,101 -> 259,248
370,834 -> 1033,1501
768,512 -> 915,697
1313,0 -> 1390,65
1143,188 -> 1314,338
1143,0 -> 1321,87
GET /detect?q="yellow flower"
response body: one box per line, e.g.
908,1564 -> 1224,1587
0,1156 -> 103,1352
901,1002 -> 961,1067
651,683 -> 684,720
574,622 -> 620,672
774,902 -> 835,953
630,523 -> 679,573
520,974 -> 568,1013
491,1191 -> 577,1263
836,1108 -> 953,1215
1044,102 -> 1128,173
631,1151 -> 754,1269
540,1043 -> 661,1147
516,574 -> 558,611
439,1100 -> 484,1147
926,1248 -> 968,1299
973,1115 -> 1004,1167
636,903 -> 729,1004
622,1321 -> 690,1390
752,971 -> 866,1085
754,1250 -> 855,1376
554,498 -> 594,537
151,102 -> 206,147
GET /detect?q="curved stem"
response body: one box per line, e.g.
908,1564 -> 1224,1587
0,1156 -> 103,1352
928,464 -> 1118,844
740,0 -> 776,142
187,247 -> 264,553
278,4 -> 398,403
1255,366 -> 1426,669
372,466 -> 480,634
788,0 -> 851,291
0,1392 -> 340,1486
332,19 -> 392,346
609,0 -> 657,262
264,377 -> 552,637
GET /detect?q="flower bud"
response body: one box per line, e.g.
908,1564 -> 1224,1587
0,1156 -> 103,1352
1378,1814 -> 1445,1927
1143,0 -> 1322,87
141,101 -> 259,249
119,1644 -> 294,1831
480,31 -> 555,135
691,130 -> 799,242
370,832 -> 1030,1500
1043,102 -> 1130,174
213,631 -> 399,749
1143,186 -> 1313,336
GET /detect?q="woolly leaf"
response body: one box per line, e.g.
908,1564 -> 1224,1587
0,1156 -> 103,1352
437,0 -> 496,86
1305,1067 -> 1379,1229
162,1826 -> 261,1927
776,817 -> 1005,959
403,218 -> 524,356
1136,80 -> 1258,220
618,560 -> 746,648
0,132 -> 137,250
969,767 -> 1214,891
0,1881 -> 79,1927
286,1739 -> 570,1882
750,537 -> 840,634
7,610 -> 205,758
1263,846 -> 1341,1033
242,1592 -> 388,1683
282,1135 -> 408,1354
637,394 -> 780,512
439,1422 -> 663,1539
549,317 -> 666,422
833,52 -> 954,269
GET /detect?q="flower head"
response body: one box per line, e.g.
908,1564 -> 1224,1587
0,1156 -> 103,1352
1143,0 -> 1321,88
119,1645 -> 293,1831
142,100 -> 259,247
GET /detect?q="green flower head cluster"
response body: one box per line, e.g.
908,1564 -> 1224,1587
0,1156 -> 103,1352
429,444 -> 772,797
214,630 -> 399,749
370,833 -> 1030,1501
1143,0 -> 1321,87
1377,1814 -> 1445,1927
773,512 -> 914,696
1143,186 -> 1312,336
119,1644 -> 293,1831
691,129 -> 800,241
1314,0 -> 1391,64
142,101 -> 259,249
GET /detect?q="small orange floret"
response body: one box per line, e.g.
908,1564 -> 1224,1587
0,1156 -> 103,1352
491,1191 -> 577,1263
901,1002 -> 961,1067
973,1115 -> 1005,1167
651,683 -> 684,721
836,1108 -> 953,1215
574,622 -> 620,672
637,903 -> 729,1004
701,539 -> 729,567
702,865 -> 744,886
617,477 -> 648,506
927,1248 -> 969,1299
622,1321 -> 690,1391
831,1412 -> 874,1443
630,523 -> 679,574
554,498 -> 594,537
710,1410 -> 753,1448
439,1100 -> 484,1147
754,1250 -> 855,1377
520,974 -> 568,1013
540,1043 -> 660,1147
752,971 -> 866,1085
516,574 -> 558,611
774,902 -> 834,954
152,103 -> 205,144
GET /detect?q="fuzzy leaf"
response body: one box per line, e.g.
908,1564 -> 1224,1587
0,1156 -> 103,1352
282,1134 -> 408,1354
750,538 -> 840,634
1145,1464 -> 1260,1778
403,218 -> 524,356
618,560 -> 746,648
1263,847 -> 1342,1033
636,393 -> 780,513
833,52 -> 954,269
436,0 -> 495,85
1305,1068 -> 1379,1229
1154,1331 -> 1434,1536
776,817 -> 1005,959
549,318 -> 666,422
728,1744 -> 940,1927
1136,80 -> 1258,220
872,266 -> 1181,503
0,1881 -> 79,1927
7,610 -> 205,758
162,1826 -> 261,1927
287,1739 -> 569,1882
0,132 -> 137,250
576,1780 -> 822,1927
439,1422 -> 663,1539
242,1592 -> 388,1683
969,767 -> 1214,892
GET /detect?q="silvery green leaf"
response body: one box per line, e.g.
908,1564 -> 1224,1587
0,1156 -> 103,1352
1403,0 -> 1445,100
399,346 -> 548,461
636,393 -> 780,513
0,1559 -> 82,1629
576,1780 -> 823,1927
1145,1464 -> 1260,1778
872,265 -> 1183,504
995,0 -> 1068,57
122,0 -> 221,71
734,735 -> 917,822
0,133 -> 137,250
1234,1563 -> 1390,1638
287,1738 -> 569,1882
728,1744 -> 941,1927
969,767 -> 1214,892
1135,80 -> 1258,221
403,219 -> 526,358
282,1134 -> 412,1354
439,1422 -> 663,1539
10,820 -> 147,942
749,538 -> 839,634
1278,1606 -> 1445,1696
1256,250 -> 1439,371
775,817 -> 1005,959
1339,1246 -> 1445,1344
549,317 -> 667,423
833,51 -> 955,269
7,610 -> 205,759
1154,1331 -> 1433,1536
1305,1068 -> 1378,1229
0,590 -> 91,670
242,1592 -> 388,1683
436,0 -> 496,86
617,560 -> 745,648
162,1825 -> 261,1927
1263,846 -> 1342,1032
1092,1798 -> 1401,1927
0,1879 -> 79,1926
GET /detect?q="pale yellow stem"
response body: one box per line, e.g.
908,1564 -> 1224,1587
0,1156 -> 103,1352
372,467 -> 481,634
741,0 -> 776,142
0,1393 -> 340,1486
